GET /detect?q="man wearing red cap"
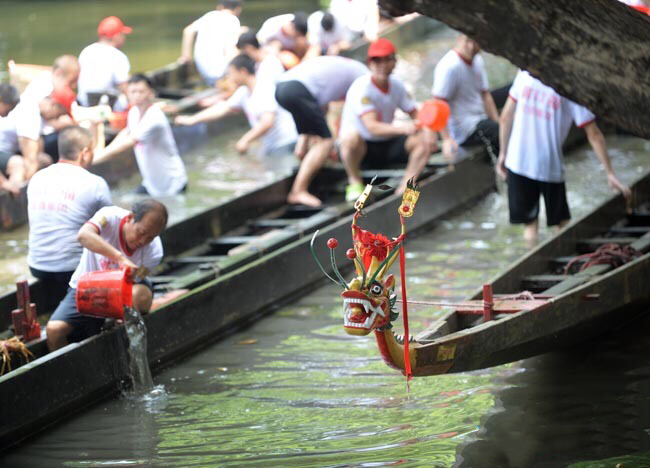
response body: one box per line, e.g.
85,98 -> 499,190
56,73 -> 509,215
77,16 -> 132,108
339,38 -> 436,200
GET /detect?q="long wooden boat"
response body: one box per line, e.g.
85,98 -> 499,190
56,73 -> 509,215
0,143 -> 494,449
0,15 -> 443,232
348,169 -> 650,377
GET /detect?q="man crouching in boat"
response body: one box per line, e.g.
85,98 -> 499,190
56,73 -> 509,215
45,199 -> 167,351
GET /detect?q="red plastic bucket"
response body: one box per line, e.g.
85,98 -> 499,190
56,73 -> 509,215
418,99 -> 451,131
76,268 -> 133,319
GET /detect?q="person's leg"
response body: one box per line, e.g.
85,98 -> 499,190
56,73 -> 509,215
340,131 -> 367,186
507,169 -> 541,245
523,220 -> 539,247
288,136 -> 334,207
541,179 -> 571,231
294,134 -> 309,160
46,288 -> 77,351
132,283 -> 153,315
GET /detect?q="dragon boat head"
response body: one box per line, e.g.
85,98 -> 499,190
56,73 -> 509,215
342,272 -> 396,336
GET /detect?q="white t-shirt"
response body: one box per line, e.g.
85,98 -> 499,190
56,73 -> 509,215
192,10 -> 241,83
127,105 -> 188,196
77,42 -> 130,106
308,11 -> 347,50
0,102 -> 43,154
256,53 -> 286,84
432,50 -> 490,144
69,206 -> 163,289
27,161 -> 111,272
340,74 -> 416,141
257,14 -> 296,50
279,56 -> 368,107
504,70 -> 596,183
21,72 -> 53,105
329,0 -> 378,40
227,83 -> 297,154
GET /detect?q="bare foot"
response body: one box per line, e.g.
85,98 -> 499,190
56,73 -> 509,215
287,191 -> 322,207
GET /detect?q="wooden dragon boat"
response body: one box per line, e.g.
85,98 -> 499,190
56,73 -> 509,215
333,169 -> 650,377
0,141 -> 495,449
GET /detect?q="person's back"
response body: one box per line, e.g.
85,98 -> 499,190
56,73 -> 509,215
505,70 -> 594,183
280,55 -> 368,106
193,9 -> 241,83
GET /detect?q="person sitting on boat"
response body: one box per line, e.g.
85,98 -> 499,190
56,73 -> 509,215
236,31 -> 286,84
27,126 -> 111,306
97,74 -> 188,197
275,55 -> 368,207
0,87 -> 76,193
77,16 -> 132,109
329,0 -> 380,43
20,55 -> 79,164
339,38 -> 436,201
178,0 -> 242,86
0,83 -> 20,117
306,11 -> 351,57
174,54 -> 297,159
257,12 -> 312,59
45,199 -> 167,351
432,34 -> 499,161
497,69 -> 632,245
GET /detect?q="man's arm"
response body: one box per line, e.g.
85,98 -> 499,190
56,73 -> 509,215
93,128 -> 135,164
179,23 -> 198,63
497,97 -> 516,180
583,121 -> 631,199
361,111 -> 416,138
174,101 -> 233,126
77,223 -> 137,268
18,136 -> 40,180
481,90 -> 499,121
235,111 -> 275,154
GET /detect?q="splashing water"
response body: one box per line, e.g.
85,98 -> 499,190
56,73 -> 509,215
124,306 -> 154,393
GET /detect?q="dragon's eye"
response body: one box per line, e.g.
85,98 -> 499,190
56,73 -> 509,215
369,283 -> 383,295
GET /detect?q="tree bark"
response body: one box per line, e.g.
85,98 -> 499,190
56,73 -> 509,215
381,0 -> 650,138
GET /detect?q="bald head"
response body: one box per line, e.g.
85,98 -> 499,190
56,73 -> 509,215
58,126 -> 93,162
52,55 -> 80,90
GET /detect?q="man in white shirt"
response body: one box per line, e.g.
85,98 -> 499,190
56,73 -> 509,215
27,126 -> 111,306
77,16 -> 132,107
179,0 -> 242,85
497,70 -> 631,245
432,34 -> 499,160
21,55 -> 79,164
340,38 -> 436,200
175,54 -> 297,157
0,86 -> 75,190
307,11 -> 350,56
275,55 -> 368,206
329,0 -> 379,42
236,31 -> 286,84
257,12 -> 310,58
46,199 -> 167,351
97,74 -> 188,196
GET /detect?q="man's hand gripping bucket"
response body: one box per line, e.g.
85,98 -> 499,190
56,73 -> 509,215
76,268 -> 134,320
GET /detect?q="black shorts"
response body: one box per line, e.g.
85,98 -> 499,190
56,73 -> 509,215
0,151 -> 12,176
29,266 -> 74,310
275,80 -> 331,138
361,136 -> 409,169
507,169 -> 570,226
462,118 -> 499,155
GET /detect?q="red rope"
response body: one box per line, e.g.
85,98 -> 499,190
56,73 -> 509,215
564,243 -> 640,274
399,245 -> 412,385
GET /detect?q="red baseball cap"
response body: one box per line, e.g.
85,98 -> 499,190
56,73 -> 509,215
367,38 -> 396,59
49,86 -> 77,114
98,16 -> 133,38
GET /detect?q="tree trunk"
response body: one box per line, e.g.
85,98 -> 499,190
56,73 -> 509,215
381,0 -> 650,138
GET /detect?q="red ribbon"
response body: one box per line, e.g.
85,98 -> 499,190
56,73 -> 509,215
399,244 -> 412,386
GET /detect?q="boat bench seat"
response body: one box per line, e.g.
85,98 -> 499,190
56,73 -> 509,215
576,237 -> 638,253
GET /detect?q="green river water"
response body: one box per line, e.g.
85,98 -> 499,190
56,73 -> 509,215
1,2 -> 650,466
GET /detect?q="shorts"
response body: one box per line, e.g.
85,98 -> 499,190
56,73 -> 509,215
49,278 -> 154,343
507,169 -> 570,227
275,81 -> 331,138
361,136 -> 409,169
43,132 -> 60,163
462,118 -> 499,156
29,266 -> 74,311
0,151 -> 12,176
